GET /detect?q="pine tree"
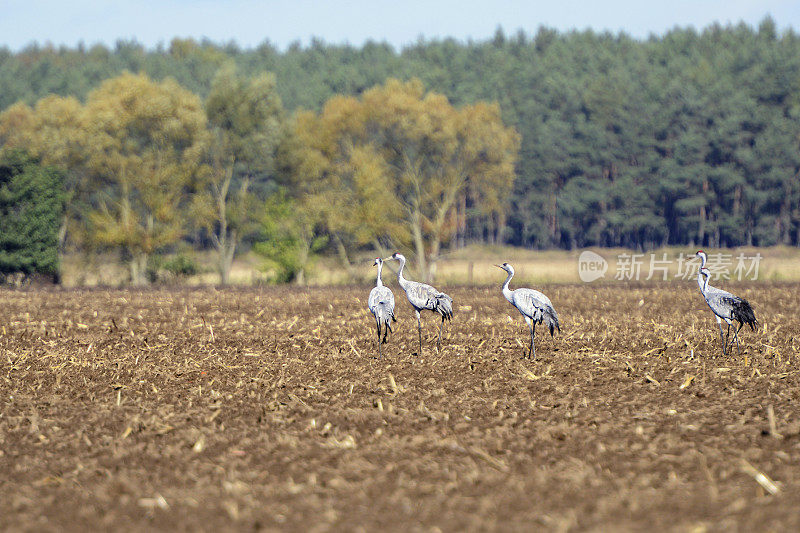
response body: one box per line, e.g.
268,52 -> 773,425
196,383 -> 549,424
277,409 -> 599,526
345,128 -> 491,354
0,151 -> 66,283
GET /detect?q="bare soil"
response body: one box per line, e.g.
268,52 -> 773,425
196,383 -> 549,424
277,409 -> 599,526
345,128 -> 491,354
1,283 -> 799,532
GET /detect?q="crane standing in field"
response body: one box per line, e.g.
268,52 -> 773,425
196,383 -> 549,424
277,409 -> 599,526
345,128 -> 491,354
695,259 -> 758,356
385,252 -> 453,354
496,262 -> 560,359
368,257 -> 396,359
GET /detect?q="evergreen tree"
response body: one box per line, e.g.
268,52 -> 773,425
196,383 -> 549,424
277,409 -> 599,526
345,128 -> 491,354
0,151 -> 66,282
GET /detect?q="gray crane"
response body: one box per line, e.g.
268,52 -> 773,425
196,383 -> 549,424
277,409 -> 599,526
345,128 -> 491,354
384,252 -> 453,354
695,253 -> 758,355
496,262 -> 560,359
368,257 -> 396,359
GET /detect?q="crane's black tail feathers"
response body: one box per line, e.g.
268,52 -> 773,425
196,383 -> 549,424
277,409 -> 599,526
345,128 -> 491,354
434,293 -> 454,321
732,298 -> 758,331
543,306 -> 560,337
375,302 -> 395,332
386,309 -> 395,332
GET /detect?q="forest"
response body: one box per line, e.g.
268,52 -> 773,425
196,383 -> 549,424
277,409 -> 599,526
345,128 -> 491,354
1,17 -> 799,283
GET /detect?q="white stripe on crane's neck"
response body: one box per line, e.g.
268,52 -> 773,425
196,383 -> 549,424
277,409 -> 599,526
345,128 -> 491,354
375,260 -> 384,288
697,269 -> 709,293
501,266 -> 515,304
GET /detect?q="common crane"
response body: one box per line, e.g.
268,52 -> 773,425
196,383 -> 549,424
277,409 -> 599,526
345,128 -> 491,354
385,252 -> 453,354
496,262 -> 560,359
695,256 -> 758,356
368,258 -> 396,359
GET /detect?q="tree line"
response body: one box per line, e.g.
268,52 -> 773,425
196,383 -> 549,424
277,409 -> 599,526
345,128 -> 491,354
0,72 -> 517,284
1,18 -> 799,283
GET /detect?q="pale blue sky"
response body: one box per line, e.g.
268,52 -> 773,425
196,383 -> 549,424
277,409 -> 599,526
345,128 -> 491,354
3,0 -> 799,51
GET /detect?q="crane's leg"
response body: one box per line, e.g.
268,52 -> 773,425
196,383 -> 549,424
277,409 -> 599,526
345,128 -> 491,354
724,323 -> 730,351
376,322 -> 383,359
382,320 -> 389,344
715,315 -> 726,355
437,315 -> 445,351
523,316 -> 533,359
416,310 -> 423,355
733,322 -> 744,356
531,322 -> 537,360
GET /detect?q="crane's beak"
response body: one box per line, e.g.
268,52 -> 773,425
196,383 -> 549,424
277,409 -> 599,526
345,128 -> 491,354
494,264 -> 504,269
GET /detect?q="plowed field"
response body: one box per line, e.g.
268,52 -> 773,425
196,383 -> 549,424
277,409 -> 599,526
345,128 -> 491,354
1,284 -> 799,531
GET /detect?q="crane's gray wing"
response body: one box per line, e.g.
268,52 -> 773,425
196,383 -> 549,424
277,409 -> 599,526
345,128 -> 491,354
705,287 -> 757,328
403,281 -> 453,319
512,288 -> 547,318
513,288 -> 559,335
403,281 -> 437,310
369,286 -> 396,326
703,287 -> 736,320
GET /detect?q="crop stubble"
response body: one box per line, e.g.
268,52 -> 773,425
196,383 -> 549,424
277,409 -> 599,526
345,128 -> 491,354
1,283 -> 799,531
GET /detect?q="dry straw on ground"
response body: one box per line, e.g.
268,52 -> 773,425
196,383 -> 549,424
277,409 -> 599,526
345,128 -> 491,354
1,283 -> 799,530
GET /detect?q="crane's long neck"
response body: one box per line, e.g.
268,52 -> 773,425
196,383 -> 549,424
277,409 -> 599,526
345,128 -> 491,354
396,257 -> 410,290
697,270 -> 708,293
375,262 -> 384,288
501,270 -> 514,303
